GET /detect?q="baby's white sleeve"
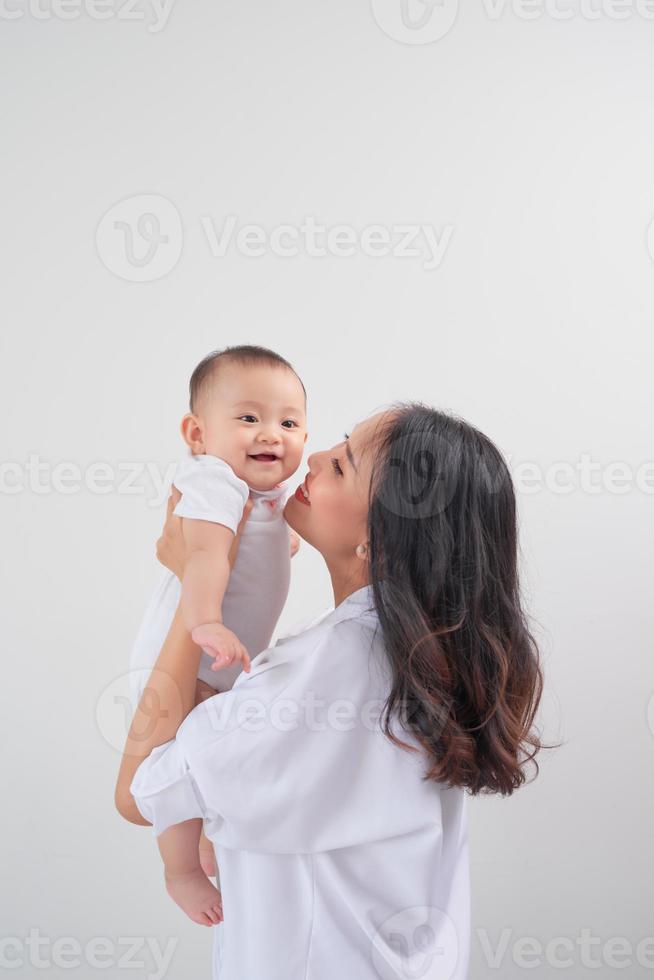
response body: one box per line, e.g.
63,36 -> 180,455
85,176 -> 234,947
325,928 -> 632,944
172,455 -> 250,534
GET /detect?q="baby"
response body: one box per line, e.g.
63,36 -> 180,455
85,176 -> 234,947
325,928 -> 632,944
129,344 -> 307,926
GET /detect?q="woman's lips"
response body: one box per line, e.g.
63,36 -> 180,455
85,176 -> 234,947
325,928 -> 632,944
294,484 -> 310,506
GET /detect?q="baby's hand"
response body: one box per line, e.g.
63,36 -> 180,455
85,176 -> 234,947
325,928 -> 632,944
191,622 -> 251,674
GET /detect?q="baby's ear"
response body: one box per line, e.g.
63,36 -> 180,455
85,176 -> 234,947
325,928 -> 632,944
303,431 -> 308,443
180,413 -> 205,452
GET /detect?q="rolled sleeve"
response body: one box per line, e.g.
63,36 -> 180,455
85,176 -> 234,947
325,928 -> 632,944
129,738 -> 208,838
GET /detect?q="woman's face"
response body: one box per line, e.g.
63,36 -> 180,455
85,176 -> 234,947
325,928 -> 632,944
284,411 -> 392,562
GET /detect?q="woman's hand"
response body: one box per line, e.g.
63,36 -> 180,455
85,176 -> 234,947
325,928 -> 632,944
156,487 -> 254,579
156,488 -> 185,578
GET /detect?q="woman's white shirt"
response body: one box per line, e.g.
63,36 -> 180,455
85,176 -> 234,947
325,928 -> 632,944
129,584 -> 471,980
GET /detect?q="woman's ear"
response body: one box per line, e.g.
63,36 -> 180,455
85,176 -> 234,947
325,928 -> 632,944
180,413 -> 205,453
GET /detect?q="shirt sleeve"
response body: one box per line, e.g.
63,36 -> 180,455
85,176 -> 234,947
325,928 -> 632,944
172,455 -> 249,533
129,621 -> 443,851
129,738 -> 207,837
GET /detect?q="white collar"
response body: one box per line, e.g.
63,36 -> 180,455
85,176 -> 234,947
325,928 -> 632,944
277,584 -> 377,646
325,584 -> 376,626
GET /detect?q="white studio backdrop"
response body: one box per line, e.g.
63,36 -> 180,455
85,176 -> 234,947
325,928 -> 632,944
1,2 -> 653,978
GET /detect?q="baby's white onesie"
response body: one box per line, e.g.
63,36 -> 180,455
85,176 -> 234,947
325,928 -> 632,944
129,453 -> 292,709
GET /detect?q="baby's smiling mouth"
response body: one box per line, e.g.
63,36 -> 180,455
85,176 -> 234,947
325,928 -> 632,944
249,453 -> 280,463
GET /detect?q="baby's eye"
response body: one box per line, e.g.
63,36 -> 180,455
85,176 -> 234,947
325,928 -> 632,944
282,420 -> 299,428
239,415 -> 258,424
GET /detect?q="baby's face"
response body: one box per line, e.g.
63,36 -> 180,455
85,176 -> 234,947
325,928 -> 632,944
187,361 -> 307,491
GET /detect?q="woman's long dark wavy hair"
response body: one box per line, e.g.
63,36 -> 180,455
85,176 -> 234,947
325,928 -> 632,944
366,403 -> 553,796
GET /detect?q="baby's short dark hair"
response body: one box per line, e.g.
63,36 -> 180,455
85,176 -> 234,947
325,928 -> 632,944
189,344 -> 306,412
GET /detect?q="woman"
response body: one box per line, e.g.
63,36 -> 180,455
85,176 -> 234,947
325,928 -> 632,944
115,403 -> 546,980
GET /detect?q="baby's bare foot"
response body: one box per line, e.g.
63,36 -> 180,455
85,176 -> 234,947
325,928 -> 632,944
165,868 -> 223,926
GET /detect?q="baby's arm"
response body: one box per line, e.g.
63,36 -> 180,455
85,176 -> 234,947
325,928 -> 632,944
158,819 -> 222,927
180,518 -> 232,629
180,518 -> 251,672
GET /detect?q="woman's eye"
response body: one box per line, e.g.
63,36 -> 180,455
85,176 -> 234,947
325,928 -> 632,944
330,457 -> 343,476
239,415 -> 258,423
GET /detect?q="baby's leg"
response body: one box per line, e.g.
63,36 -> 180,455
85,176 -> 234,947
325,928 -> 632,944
198,829 -> 217,877
157,818 -> 222,927
193,680 -> 219,877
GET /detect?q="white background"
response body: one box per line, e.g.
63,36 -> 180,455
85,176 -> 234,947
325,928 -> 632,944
1,1 -> 653,977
